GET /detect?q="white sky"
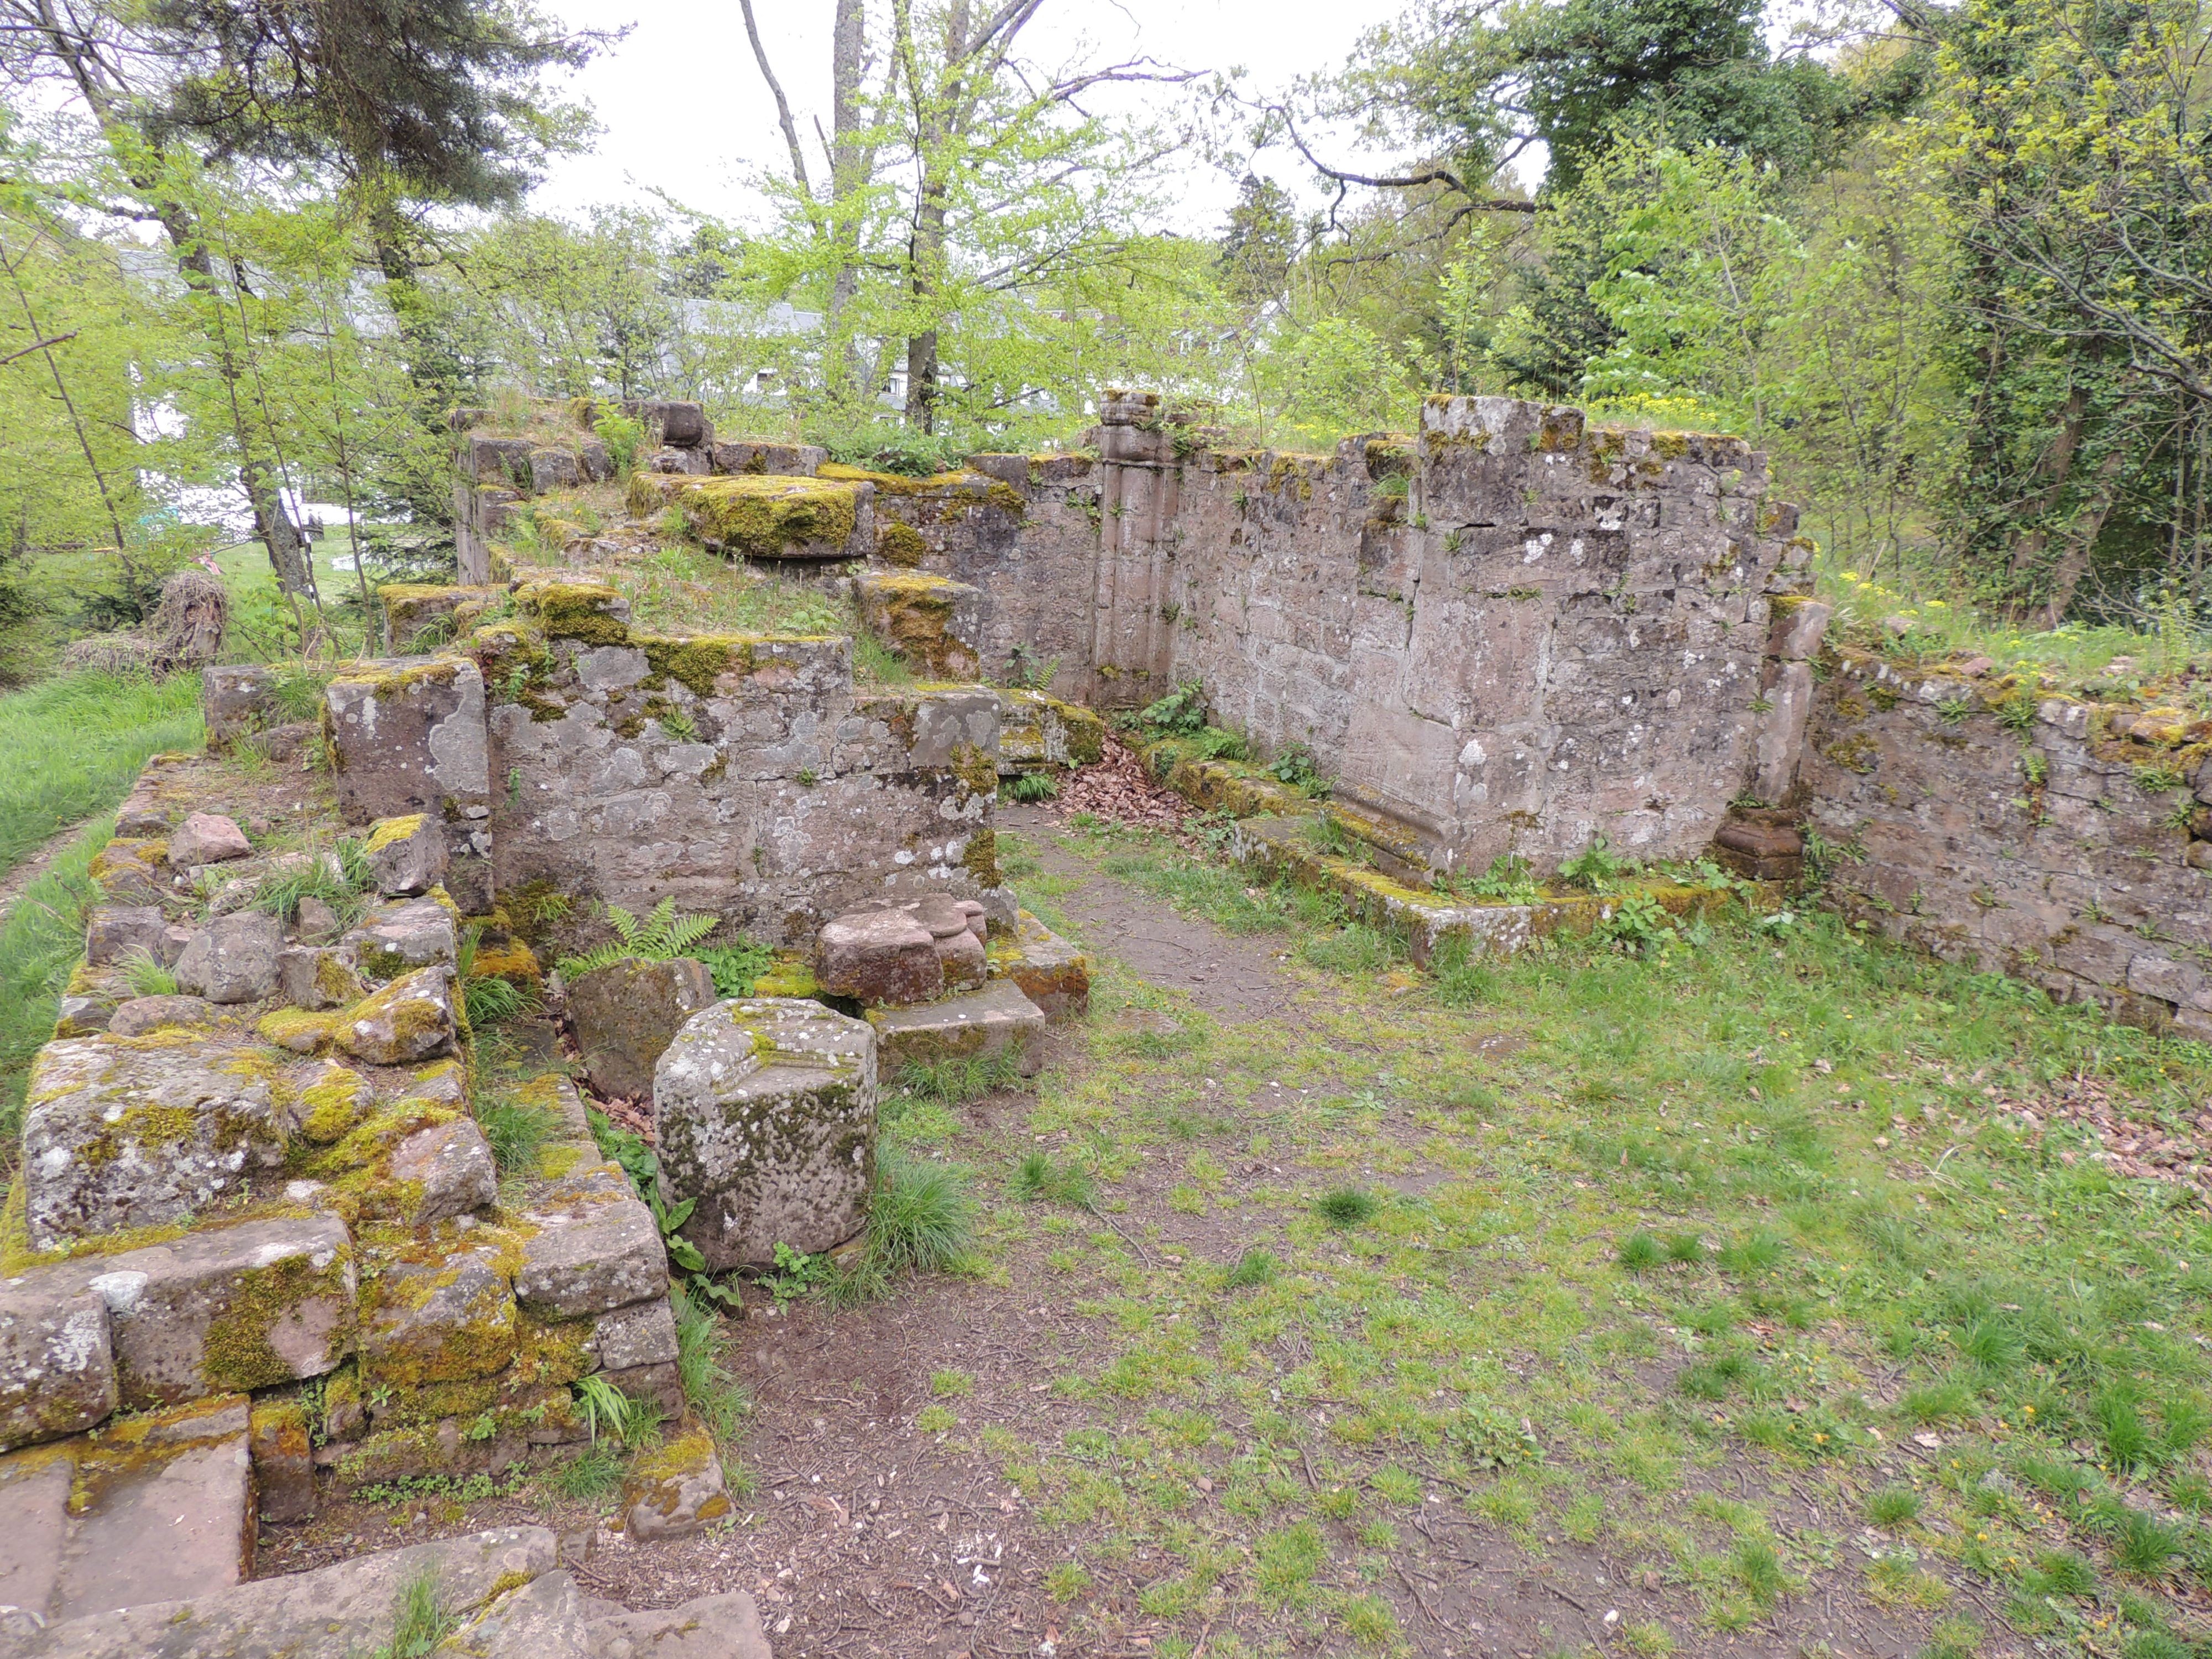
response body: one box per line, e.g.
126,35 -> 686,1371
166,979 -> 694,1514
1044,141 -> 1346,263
528,0 -> 1407,236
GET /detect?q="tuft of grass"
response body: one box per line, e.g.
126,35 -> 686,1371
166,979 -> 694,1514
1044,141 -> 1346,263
930,1369 -> 974,1397
2108,1508 -> 2183,1575
864,1148 -> 976,1277
1003,771 -> 1061,804
574,1375 -> 662,1451
1314,1186 -> 1379,1227
2031,1548 -> 2099,1597
118,945 -> 178,998
252,836 -> 374,926
1224,1247 -> 1280,1289
473,1092 -> 560,1177
1010,1150 -> 1098,1209
551,1442 -> 626,1504
375,1566 -> 453,1659
1867,1486 -> 1922,1527
671,1279 -> 751,1444
1618,1230 -> 1665,1271
899,1048 -> 1025,1106
1662,1230 -> 1705,1265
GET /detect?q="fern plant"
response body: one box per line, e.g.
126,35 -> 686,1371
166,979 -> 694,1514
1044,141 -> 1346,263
556,898 -> 718,979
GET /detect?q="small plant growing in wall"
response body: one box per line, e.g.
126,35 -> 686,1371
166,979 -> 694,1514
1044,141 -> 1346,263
1559,834 -> 1630,893
1267,744 -> 1324,792
556,898 -> 717,978
1139,680 -> 1208,735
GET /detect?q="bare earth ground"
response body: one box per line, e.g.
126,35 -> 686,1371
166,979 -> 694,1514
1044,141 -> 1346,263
258,811 -> 2131,1659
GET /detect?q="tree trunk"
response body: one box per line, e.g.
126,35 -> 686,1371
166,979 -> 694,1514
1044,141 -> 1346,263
2036,439 -> 2131,628
825,0 -> 867,400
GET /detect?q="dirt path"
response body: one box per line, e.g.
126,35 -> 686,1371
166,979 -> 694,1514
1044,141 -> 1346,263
0,813 -> 99,930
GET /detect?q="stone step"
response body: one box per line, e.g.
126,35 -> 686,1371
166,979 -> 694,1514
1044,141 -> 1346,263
867,979 -> 1046,1077
583,1590 -> 772,1658
0,1394 -> 254,1636
8,1525 -> 558,1657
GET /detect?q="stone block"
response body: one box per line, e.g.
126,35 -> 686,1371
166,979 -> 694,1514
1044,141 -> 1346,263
0,1443 -> 74,1620
53,1395 -> 254,1624
854,570 -> 983,678
589,1297 -> 679,1372
988,911 -> 1089,1018
324,655 -> 492,826
249,1397 -> 316,1524
359,1240 -> 517,1386
169,812 -> 252,868
868,979 -> 1047,1077
339,964 -> 458,1065
173,910 -> 283,1004
585,1590 -> 771,1659
80,1214 -> 355,1410
21,1039 -> 287,1249
364,813 -> 449,896
711,438 -> 826,476
385,1118 -> 498,1224
201,664 -> 279,749
1770,598 -> 1833,662
664,473 -> 873,559
567,956 -> 718,1102
620,1428 -> 731,1541
514,1197 -> 667,1319
107,994 -> 218,1037
444,1568 -> 592,1657
346,895 -> 458,978
9,1525 -> 559,1659
0,1271 -> 115,1452
654,998 -> 877,1271
83,906 -> 164,967
816,909 -> 942,1005
278,944 -> 366,1010
998,689 -> 1106,770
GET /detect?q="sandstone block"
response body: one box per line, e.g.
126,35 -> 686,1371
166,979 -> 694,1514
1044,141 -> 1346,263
629,398 -> 707,446
364,812 -> 449,896
816,908 -> 942,1005
515,1199 -> 667,1319
585,1590 -> 771,1659
294,1060 -> 374,1143
620,1428 -> 731,1541
9,1524 -> 559,1658
295,894 -> 343,942
21,1039 -> 286,1249
173,909 -> 283,1004
589,1297 -> 679,1372
0,1272 -> 116,1452
339,964 -> 457,1065
169,812 -> 252,867
278,943 -> 366,1010
868,979 -> 1046,1077
711,438 -> 826,476
445,1567 -> 592,1657
201,663 -> 279,749
654,998 -> 877,1270
53,1396 -> 254,1624
988,911 -> 1090,1018
0,1443 -> 74,1621
82,1214 -> 356,1409
346,895 -> 458,978
359,1241 -> 515,1386
567,956 -> 718,1102
83,905 -> 164,967
107,994 -> 218,1037
387,1118 -> 498,1224
855,569 -> 983,678
249,1397 -> 316,1523
324,655 -> 492,826
1770,598 -> 1833,662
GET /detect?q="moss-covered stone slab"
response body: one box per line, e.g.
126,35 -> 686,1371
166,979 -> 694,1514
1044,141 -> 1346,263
337,965 -> 458,1066
662,474 -> 870,560
345,895 -> 458,980
986,911 -> 1090,1020
654,998 -> 877,1271
363,812 -> 448,897
998,688 -> 1105,771
0,1271 -> 115,1453
358,1239 -> 517,1387
620,1427 -> 730,1541
867,979 -> 1046,1077
80,1214 -> 355,1410
378,582 -> 509,654
21,1039 -> 288,1250
854,570 -> 982,679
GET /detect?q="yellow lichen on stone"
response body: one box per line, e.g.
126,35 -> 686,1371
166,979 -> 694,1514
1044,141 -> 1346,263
365,814 -> 426,853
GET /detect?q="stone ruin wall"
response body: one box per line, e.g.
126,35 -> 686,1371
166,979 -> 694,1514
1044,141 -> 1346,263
1798,650 -> 2212,1042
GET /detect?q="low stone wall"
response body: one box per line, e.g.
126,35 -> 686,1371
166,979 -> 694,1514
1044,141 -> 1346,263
1799,648 -> 2212,1039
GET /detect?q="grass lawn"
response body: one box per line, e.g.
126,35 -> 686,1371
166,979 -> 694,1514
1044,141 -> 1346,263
0,671 -> 202,879
896,821 -> 2212,1656
0,818 -> 111,1145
